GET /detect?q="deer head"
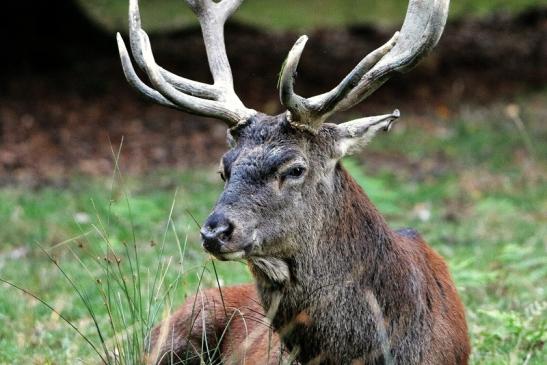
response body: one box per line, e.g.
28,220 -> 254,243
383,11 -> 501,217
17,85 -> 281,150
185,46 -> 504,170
117,0 -> 449,280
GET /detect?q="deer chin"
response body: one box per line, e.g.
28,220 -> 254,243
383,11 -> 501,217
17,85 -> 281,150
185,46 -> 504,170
211,239 -> 255,261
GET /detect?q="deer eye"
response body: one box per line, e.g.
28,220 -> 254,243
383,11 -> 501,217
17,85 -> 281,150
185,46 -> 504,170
283,166 -> 306,179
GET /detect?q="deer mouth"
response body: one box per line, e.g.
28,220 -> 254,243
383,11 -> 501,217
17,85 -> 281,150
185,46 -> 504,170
208,241 -> 255,261
216,250 -> 246,261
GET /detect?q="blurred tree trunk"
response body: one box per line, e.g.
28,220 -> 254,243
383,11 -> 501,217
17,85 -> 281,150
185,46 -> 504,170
2,0 -> 110,73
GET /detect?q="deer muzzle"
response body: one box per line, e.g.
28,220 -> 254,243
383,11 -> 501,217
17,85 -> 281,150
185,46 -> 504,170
201,211 -> 251,260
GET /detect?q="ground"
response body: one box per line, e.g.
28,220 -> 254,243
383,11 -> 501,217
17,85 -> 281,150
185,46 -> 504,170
0,3 -> 546,365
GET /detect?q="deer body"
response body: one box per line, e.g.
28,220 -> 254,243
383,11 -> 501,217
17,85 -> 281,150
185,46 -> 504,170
117,0 -> 470,363
148,284 -> 283,364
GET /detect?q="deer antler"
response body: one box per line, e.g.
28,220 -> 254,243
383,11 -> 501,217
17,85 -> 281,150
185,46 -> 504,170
117,0 -> 448,131
117,0 -> 255,126
279,0 -> 450,131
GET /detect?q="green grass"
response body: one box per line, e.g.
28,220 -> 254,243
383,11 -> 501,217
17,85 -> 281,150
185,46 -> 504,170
80,0 -> 547,32
0,91 -> 546,363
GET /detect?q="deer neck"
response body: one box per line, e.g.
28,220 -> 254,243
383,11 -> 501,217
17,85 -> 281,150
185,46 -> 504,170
322,162 -> 396,257
251,162 -> 398,314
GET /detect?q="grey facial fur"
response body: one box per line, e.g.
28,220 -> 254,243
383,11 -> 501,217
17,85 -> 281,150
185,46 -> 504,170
206,113 -> 339,263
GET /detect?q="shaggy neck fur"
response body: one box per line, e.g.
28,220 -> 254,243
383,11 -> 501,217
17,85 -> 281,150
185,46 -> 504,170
249,163 -> 431,364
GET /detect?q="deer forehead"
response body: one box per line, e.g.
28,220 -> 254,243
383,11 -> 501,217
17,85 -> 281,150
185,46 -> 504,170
224,119 -> 338,174
230,115 -> 301,145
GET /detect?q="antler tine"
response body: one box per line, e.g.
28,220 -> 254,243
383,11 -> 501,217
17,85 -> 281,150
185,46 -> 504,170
128,0 -> 217,99
334,0 -> 450,112
117,0 -> 255,126
279,0 -> 449,131
280,33 -> 399,129
307,32 -> 399,116
117,33 -> 179,109
137,30 -> 249,122
279,36 -> 313,126
185,0 -> 242,94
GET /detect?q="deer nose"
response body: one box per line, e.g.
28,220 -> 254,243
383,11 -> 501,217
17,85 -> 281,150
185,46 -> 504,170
201,212 -> 234,254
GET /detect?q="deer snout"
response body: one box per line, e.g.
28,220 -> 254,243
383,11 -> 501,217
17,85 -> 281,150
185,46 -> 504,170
201,212 -> 235,255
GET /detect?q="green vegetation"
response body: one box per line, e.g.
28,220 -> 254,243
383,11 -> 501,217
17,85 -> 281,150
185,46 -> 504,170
0,92 -> 546,363
81,0 -> 547,32
0,170 -> 252,363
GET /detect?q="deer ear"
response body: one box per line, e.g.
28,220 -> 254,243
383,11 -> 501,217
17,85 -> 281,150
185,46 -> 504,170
226,129 -> 237,148
334,110 -> 400,157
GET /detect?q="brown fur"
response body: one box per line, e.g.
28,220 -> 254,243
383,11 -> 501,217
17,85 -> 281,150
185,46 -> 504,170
149,284 -> 285,364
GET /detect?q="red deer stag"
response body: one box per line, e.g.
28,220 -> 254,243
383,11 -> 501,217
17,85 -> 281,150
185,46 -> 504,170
117,0 -> 470,363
